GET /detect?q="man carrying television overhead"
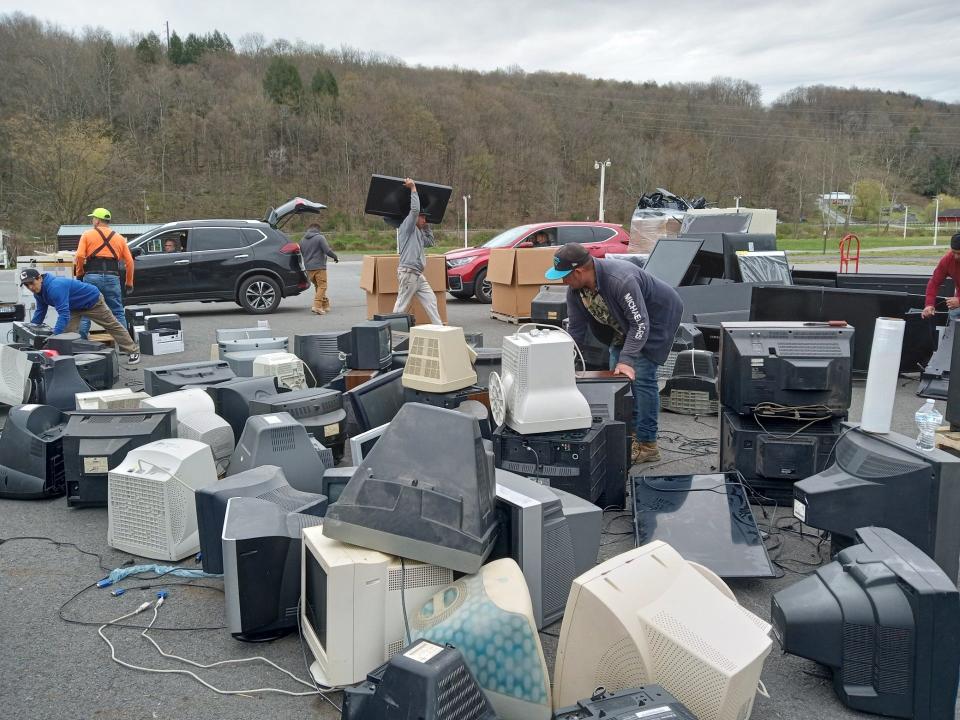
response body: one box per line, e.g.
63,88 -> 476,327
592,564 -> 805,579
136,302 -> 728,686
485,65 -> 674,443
546,243 -> 682,464
393,177 -> 443,325
19,268 -> 140,364
921,232 -> 960,320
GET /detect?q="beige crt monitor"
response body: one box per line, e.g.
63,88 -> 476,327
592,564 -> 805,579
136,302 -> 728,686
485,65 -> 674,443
300,527 -> 454,688
553,541 -> 773,720
402,324 -> 478,392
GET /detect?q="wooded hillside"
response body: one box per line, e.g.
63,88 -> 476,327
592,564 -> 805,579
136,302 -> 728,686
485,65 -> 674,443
1,12 -> 958,244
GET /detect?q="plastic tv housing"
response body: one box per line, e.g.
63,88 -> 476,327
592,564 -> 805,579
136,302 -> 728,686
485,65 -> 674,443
62,408 -> 177,508
205,376 -> 282,440
772,527 -> 960,720
300,527 -> 454,688
222,496 -> 324,641
344,320 -> 392,370
195,465 -> 327,574
552,541 -> 773,720
226,412 -> 330,493
719,322 -> 854,416
343,367 -> 405,433
247,387 -> 346,452
491,472 -> 602,629
107,439 -> 218,561
294,331 -> 349,386
489,328 -> 591,434
410,558 -> 552,720
323,403 -> 498,574
252,352 -> 307,391
402,324 -> 478,392
0,404 -> 67,499
143,361 -> 235,396
794,424 -> 960,583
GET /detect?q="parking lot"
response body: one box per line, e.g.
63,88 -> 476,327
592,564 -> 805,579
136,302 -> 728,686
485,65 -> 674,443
0,256 -> 945,720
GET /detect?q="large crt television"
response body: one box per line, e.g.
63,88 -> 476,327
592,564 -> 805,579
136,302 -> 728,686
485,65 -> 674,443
771,527 -> 960,719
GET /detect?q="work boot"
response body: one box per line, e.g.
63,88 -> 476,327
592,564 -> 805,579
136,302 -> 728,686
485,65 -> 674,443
634,441 -> 661,464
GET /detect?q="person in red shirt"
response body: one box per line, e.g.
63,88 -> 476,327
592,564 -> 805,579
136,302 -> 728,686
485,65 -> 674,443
922,233 -> 960,319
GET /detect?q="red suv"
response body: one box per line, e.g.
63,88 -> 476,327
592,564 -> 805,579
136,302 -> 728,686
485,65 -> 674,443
444,222 -> 630,302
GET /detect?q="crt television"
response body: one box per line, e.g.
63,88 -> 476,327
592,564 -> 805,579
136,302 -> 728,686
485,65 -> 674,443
0,403 -> 67,499
771,527 -> 960,720
794,424 -> 960,583
300,527 -> 454,688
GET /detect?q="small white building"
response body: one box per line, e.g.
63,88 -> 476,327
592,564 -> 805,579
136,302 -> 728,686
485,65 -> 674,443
821,192 -> 854,206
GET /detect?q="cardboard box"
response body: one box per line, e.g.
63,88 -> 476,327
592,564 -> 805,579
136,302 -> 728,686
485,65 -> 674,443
360,255 -> 448,325
487,247 -> 561,318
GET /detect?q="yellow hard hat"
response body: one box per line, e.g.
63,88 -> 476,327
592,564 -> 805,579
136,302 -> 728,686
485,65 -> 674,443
88,208 -> 111,221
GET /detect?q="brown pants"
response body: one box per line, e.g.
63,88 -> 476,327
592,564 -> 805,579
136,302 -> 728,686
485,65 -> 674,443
65,296 -> 139,354
308,269 -> 330,311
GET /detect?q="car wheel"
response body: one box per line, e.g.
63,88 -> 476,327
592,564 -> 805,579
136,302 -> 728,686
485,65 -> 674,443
474,269 -> 492,304
450,290 -> 472,300
238,275 -> 281,314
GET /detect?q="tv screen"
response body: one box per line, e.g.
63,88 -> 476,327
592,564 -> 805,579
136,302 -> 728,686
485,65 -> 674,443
304,551 -> 328,650
345,368 -> 404,432
721,232 -> 776,280
643,239 -> 703,287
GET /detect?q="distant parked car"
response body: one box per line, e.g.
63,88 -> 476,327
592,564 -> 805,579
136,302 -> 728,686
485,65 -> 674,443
124,198 -> 324,314
444,222 -> 630,303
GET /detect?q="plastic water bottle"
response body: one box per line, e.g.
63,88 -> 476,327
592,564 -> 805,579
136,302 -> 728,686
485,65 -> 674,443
915,399 -> 942,452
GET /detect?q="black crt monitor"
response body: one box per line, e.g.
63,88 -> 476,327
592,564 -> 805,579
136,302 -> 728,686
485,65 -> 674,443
771,527 -> 960,720
344,368 -> 405,433
719,322 -> 854,417
195,465 -> 326,574
721,233 -> 777,281
247,387 -> 346,445
794,424 -> 960,583
222,497 -> 324,641
633,473 -> 775,579
45,332 -> 106,355
294,331 -> 349,387
373,312 -> 415,334
206,376 -> 283,441
364,174 -> 453,225
346,321 -> 392,371
143,361 -> 236,396
0,404 -> 67,499
62,408 -> 176,507
74,354 -> 113,392
642,238 -> 703,287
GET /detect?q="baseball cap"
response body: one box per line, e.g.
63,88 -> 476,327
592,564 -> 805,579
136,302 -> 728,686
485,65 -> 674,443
19,268 -> 40,285
88,207 -> 111,221
545,243 -> 590,280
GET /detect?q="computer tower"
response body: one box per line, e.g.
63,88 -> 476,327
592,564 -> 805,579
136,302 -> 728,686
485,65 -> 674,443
143,361 -> 236,396
492,419 -> 609,504
63,408 -> 177,507
720,409 -> 843,503
719,322 -> 853,416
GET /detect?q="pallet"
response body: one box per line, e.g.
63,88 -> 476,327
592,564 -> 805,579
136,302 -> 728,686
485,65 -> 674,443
490,312 -> 532,324
935,426 -> 960,457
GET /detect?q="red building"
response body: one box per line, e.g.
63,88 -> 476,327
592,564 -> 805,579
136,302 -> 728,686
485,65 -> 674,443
938,209 -> 960,225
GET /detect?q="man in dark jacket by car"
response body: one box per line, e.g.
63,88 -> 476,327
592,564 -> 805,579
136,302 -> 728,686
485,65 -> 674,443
546,243 -> 683,464
300,223 -> 339,315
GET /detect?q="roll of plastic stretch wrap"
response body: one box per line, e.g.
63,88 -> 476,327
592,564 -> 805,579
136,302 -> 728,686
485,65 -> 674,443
859,317 -> 905,433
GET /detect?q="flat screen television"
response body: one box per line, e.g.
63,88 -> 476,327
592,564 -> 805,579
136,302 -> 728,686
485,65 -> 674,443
643,239 -> 703,287
343,368 -> 405,433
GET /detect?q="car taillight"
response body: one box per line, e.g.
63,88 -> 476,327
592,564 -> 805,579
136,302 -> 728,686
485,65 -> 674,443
297,280 -> 309,290
280,243 -> 300,255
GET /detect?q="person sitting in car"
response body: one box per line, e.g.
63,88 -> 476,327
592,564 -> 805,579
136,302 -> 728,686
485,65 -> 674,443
530,231 -> 551,247
163,238 -> 180,253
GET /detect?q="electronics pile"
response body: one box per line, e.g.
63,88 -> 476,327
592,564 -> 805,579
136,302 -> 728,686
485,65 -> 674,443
3,310 -> 960,720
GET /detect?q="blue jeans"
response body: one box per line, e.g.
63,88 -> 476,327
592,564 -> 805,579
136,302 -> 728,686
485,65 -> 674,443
950,307 -> 960,321
609,346 -> 660,443
79,273 -> 126,338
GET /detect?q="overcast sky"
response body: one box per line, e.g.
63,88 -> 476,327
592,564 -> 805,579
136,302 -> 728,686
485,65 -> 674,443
3,0 -> 958,104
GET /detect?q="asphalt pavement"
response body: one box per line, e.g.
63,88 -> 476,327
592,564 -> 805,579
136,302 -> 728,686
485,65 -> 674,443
0,258 -> 953,720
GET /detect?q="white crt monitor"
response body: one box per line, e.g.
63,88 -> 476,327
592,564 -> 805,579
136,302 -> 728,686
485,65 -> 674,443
553,541 -> 773,720
300,526 -> 454,688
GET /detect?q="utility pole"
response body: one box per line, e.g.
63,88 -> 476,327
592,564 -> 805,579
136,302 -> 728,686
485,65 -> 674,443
463,195 -> 471,248
903,205 -> 909,240
594,159 -> 611,223
165,21 -> 170,50
142,190 -> 148,223
734,196 -> 742,211
934,196 -> 940,246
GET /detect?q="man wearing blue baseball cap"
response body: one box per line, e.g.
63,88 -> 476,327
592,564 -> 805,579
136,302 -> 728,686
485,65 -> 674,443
546,243 -> 682,463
